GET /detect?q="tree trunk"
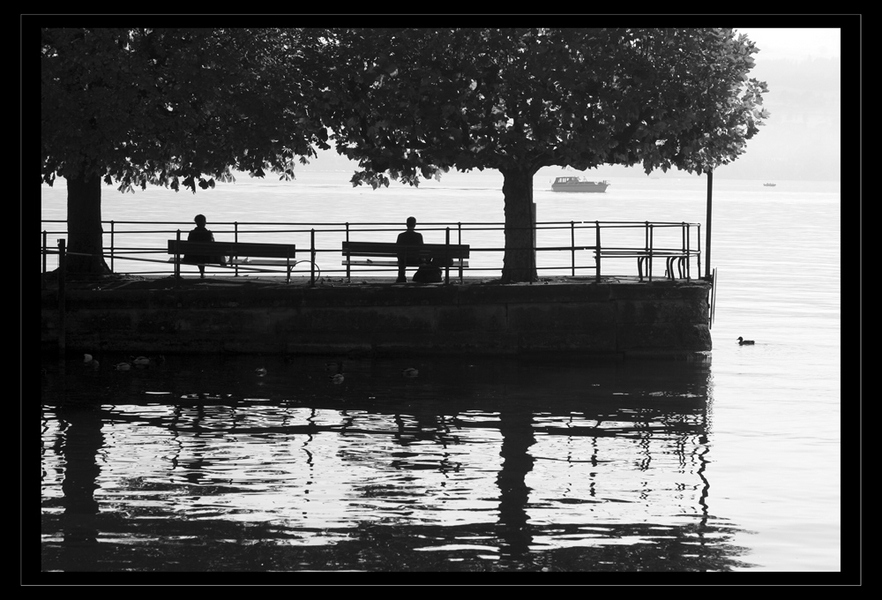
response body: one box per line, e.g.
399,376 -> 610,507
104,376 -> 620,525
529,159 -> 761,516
500,167 -> 537,283
66,167 -> 111,275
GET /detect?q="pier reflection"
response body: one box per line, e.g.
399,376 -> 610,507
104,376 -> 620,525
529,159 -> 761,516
39,353 -> 752,573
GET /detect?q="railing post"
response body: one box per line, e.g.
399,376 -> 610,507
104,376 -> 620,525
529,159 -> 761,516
174,229 -> 182,283
42,230 -> 47,274
683,222 -> 690,279
110,220 -> 115,273
595,221 -> 601,283
570,221 -> 576,277
345,222 -> 350,282
310,228 -> 316,287
234,222 -> 239,277
445,227 -> 451,285
57,239 -> 66,357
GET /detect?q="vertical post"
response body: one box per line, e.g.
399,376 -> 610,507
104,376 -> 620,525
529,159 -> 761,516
595,221 -> 601,283
457,222 -> 463,281
445,227 -> 451,285
570,221 -> 576,277
310,228 -> 316,287
345,222 -> 350,282
234,222 -> 239,277
110,220 -> 115,273
705,170 -> 713,280
683,223 -> 690,279
42,230 -> 47,274
57,239 -> 66,357
174,229 -> 181,283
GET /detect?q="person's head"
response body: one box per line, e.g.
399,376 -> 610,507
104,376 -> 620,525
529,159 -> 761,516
406,216 -> 416,229
194,214 -> 207,226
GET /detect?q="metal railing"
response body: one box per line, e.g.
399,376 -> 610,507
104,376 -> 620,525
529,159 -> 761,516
41,219 -> 702,283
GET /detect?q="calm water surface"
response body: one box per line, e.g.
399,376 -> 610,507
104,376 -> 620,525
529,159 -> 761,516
37,168 -> 846,577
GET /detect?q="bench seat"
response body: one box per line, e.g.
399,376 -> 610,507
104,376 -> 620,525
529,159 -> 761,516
596,249 -> 693,281
342,241 -> 470,282
168,239 -> 298,281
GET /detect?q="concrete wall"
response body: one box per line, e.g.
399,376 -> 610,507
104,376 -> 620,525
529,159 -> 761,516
41,280 -> 712,358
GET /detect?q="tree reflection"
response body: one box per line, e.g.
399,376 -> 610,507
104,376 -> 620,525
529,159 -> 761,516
46,403 -> 105,570
39,353 -> 756,573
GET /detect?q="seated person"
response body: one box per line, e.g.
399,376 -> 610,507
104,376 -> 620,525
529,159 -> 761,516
396,216 -> 423,283
181,214 -> 226,278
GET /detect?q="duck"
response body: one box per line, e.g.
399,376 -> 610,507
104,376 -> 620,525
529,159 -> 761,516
737,336 -> 755,345
402,367 -> 419,378
114,361 -> 132,371
330,372 -> 345,385
255,367 -> 268,377
83,353 -> 100,370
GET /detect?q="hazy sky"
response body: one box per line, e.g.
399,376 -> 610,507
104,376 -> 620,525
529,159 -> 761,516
718,27 -> 843,181
736,27 -> 841,60
310,27 -> 845,182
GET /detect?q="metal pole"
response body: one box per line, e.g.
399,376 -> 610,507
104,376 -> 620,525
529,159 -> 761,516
174,230 -> 181,284
445,227 -> 451,285
570,221 -> 575,277
310,228 -> 316,287
57,239 -> 66,357
705,170 -> 713,280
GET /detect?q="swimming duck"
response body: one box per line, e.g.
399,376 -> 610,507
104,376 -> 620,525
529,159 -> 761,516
83,354 -> 100,370
129,355 -> 165,368
330,373 -> 345,384
255,367 -> 268,377
402,367 -> 419,378
114,361 -> 132,371
737,337 -> 755,345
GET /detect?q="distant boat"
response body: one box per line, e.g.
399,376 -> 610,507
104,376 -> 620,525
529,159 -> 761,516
763,182 -> 777,187
552,176 -> 610,193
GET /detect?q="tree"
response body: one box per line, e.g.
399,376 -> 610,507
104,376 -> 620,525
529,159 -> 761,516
320,28 -> 768,282
41,28 -> 330,274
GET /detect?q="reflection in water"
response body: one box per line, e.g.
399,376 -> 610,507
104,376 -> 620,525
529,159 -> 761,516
39,353 -> 753,573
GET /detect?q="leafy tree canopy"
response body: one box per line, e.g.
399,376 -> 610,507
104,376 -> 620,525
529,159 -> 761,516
40,27 -> 766,281
319,28 -> 768,188
41,27 -> 331,194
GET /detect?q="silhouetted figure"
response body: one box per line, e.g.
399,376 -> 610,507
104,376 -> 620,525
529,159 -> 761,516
182,214 -> 226,278
396,216 -> 424,283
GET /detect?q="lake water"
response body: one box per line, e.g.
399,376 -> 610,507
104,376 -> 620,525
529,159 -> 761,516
37,167 -> 847,579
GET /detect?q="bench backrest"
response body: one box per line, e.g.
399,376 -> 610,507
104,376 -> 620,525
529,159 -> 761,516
342,241 -> 470,259
168,240 -> 296,258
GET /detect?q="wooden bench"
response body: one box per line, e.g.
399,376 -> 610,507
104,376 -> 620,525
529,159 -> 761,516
342,241 -> 470,283
596,249 -> 693,281
168,240 -> 299,282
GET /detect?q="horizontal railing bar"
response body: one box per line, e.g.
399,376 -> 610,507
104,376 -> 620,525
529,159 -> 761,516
43,218 -> 702,281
